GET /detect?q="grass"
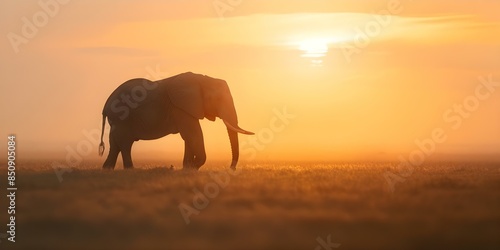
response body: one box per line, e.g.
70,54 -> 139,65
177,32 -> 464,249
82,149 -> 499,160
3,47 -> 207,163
0,161 -> 499,250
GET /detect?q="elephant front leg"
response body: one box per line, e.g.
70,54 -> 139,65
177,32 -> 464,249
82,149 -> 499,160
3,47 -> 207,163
172,108 -> 207,170
182,141 -> 206,170
183,143 -> 195,169
180,125 -> 207,170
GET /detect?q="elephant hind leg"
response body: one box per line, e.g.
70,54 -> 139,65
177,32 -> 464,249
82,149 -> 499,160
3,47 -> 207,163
103,132 -> 120,170
119,140 -> 134,169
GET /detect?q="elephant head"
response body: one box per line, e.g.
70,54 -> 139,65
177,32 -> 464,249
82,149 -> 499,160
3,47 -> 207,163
163,72 -> 253,169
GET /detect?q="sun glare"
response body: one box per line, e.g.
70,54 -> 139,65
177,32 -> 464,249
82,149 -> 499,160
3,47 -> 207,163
298,39 -> 329,66
299,39 -> 329,58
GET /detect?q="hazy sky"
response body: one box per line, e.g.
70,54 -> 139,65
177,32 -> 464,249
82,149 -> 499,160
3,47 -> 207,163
1,0 -> 500,164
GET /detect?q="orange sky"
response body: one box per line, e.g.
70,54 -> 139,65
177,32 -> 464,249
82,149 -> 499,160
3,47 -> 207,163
1,0 -> 500,163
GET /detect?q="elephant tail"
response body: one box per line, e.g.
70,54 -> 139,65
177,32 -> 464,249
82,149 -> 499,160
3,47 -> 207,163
99,114 -> 106,156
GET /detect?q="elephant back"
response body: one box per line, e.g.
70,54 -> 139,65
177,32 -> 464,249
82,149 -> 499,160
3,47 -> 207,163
103,78 -> 163,121
156,72 -> 211,120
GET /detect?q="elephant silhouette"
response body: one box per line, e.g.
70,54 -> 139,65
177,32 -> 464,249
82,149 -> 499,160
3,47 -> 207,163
99,72 -> 254,170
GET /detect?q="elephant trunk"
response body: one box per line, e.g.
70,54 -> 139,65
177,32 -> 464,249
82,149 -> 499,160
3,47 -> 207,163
222,110 -> 241,169
220,100 -> 254,169
227,128 -> 239,169
222,119 -> 254,169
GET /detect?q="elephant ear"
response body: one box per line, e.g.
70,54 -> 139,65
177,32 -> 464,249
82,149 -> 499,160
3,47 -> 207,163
165,73 -> 205,119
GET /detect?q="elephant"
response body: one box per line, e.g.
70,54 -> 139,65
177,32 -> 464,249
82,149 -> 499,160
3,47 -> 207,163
98,72 -> 254,170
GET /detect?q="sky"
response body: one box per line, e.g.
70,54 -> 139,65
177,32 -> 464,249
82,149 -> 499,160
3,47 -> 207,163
1,0 -> 500,165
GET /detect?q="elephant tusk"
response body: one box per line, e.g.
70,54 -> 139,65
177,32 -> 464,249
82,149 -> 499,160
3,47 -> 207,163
223,120 -> 255,135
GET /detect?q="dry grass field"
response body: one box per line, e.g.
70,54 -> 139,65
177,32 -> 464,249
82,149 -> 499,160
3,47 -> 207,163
0,161 -> 499,250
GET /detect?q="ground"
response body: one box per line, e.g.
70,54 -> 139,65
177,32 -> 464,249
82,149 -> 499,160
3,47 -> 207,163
0,161 -> 499,250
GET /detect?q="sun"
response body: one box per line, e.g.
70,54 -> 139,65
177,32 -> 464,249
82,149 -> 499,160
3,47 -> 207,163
299,39 -> 329,58
297,39 -> 330,66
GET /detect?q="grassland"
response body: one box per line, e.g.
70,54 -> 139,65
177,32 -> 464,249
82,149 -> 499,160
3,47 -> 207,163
0,161 -> 499,250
